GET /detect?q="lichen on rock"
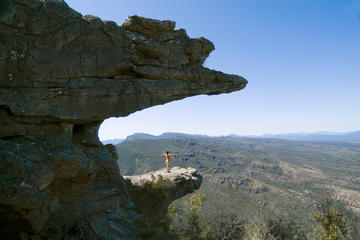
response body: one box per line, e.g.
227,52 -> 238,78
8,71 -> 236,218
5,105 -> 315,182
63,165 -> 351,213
0,0 -> 247,239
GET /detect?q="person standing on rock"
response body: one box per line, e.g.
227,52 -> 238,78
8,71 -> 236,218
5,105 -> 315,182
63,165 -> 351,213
162,151 -> 174,173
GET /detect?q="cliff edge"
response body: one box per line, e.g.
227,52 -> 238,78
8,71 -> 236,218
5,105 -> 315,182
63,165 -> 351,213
0,0 -> 247,239
124,167 -> 202,238
125,167 -> 202,222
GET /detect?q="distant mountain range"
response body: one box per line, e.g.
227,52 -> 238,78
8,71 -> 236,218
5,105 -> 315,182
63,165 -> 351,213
102,131 -> 360,145
102,130 -> 360,145
124,132 -> 202,141
245,131 -> 360,143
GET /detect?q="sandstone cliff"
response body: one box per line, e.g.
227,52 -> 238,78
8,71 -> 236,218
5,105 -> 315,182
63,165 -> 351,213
0,0 -> 247,239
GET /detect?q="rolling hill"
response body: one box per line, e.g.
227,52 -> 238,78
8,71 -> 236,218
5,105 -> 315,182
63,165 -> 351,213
115,133 -> 360,236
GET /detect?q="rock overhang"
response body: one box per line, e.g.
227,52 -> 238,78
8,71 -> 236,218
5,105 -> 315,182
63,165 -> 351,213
124,167 -> 203,222
1,2 -> 247,125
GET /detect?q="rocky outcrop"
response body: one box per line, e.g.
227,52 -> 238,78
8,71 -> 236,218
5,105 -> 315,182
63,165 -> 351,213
124,167 -> 202,222
0,0 -> 247,127
0,0 -> 247,239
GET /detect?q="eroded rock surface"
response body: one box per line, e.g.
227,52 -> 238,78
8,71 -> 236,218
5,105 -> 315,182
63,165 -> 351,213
124,167 -> 202,222
0,0 -> 247,239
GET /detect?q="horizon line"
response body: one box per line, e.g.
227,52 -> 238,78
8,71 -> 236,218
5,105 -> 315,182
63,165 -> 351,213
100,129 -> 360,141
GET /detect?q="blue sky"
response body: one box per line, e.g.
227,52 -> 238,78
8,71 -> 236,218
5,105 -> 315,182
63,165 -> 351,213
65,0 -> 360,140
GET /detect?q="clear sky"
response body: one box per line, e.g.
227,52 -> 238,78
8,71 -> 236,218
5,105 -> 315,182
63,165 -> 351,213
65,0 -> 360,140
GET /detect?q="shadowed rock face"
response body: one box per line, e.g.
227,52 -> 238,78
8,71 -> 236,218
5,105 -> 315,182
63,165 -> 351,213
0,0 -> 247,239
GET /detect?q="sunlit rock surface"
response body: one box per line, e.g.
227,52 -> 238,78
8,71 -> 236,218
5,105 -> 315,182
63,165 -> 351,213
0,0 -> 247,239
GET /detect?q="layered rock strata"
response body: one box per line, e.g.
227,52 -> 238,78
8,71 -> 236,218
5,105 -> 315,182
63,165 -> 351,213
0,0 -> 247,239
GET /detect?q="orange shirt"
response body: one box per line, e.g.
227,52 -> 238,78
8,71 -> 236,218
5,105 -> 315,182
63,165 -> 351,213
166,154 -> 170,161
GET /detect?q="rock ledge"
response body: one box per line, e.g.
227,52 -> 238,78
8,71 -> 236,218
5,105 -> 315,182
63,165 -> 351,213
125,167 -> 202,189
124,167 -> 202,222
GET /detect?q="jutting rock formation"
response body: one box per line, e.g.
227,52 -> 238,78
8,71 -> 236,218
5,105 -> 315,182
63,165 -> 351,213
124,167 -> 202,223
0,0 -> 247,239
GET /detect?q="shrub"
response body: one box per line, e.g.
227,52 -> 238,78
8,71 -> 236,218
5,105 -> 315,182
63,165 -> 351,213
313,208 -> 347,240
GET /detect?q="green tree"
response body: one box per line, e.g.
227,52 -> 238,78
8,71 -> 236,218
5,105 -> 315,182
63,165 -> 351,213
167,193 -> 207,240
313,208 -> 347,240
184,194 -> 206,239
